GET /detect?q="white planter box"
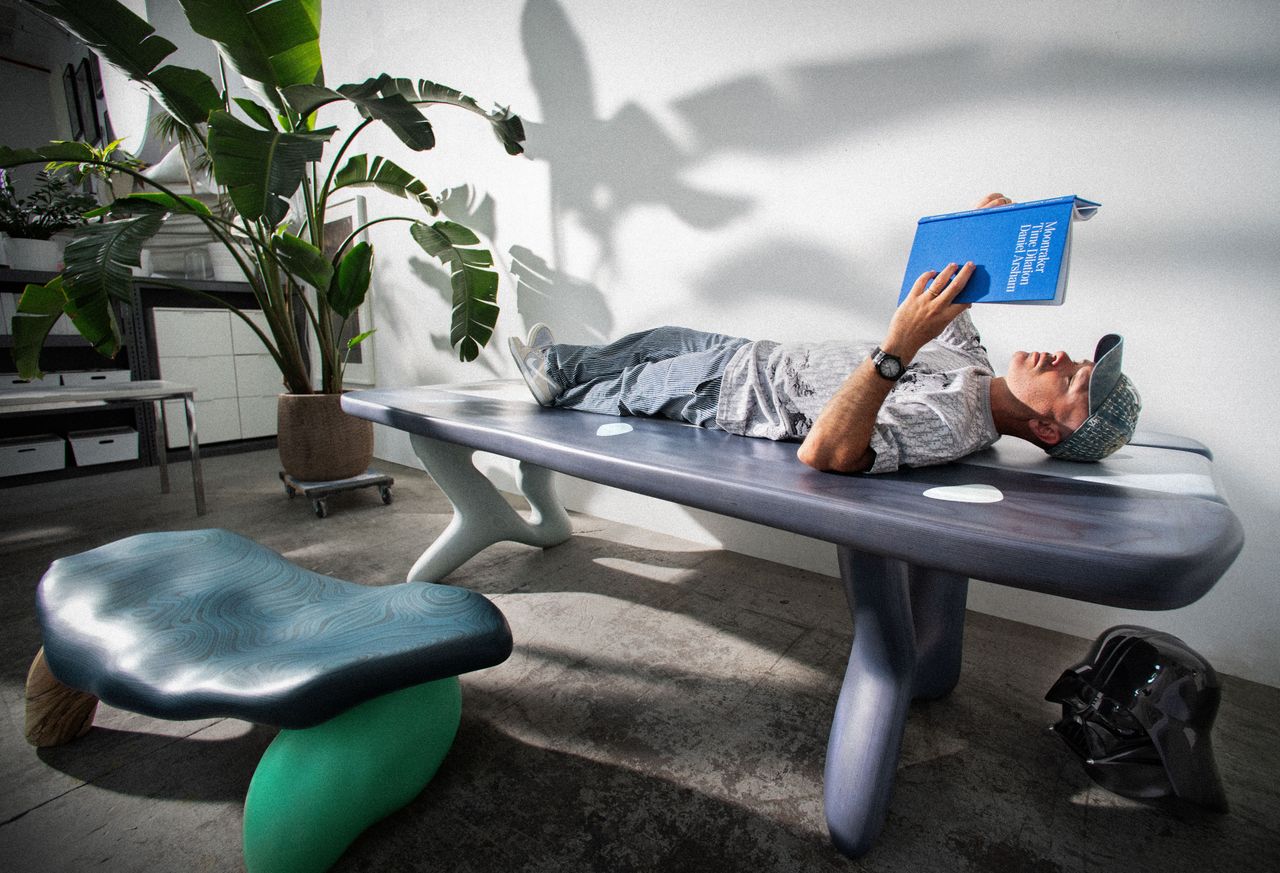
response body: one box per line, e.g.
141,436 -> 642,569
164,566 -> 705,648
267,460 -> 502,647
0,434 -> 66,476
3,237 -> 60,271
60,369 -> 133,387
68,427 -> 139,466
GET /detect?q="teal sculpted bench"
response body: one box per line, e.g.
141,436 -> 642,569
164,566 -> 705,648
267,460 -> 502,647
24,528 -> 512,873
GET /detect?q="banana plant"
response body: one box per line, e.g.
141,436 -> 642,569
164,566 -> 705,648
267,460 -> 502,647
4,0 -> 524,394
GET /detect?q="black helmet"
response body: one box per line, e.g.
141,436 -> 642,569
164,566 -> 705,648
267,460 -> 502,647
1045,625 -> 1227,811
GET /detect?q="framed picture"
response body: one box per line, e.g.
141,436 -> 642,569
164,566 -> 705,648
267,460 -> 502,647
63,64 -> 84,140
76,57 -> 102,144
317,195 -> 376,386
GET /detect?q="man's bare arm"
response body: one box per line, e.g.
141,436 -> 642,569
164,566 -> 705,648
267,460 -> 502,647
797,261 -> 976,472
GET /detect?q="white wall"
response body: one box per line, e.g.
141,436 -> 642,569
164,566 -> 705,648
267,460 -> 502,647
0,0 -> 89,189
321,0 -> 1280,686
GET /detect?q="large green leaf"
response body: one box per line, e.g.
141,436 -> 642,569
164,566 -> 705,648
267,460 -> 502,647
11,279 -> 68,380
284,77 -> 526,156
0,142 -> 100,169
328,241 -> 373,318
110,191 -> 214,217
335,76 -> 436,151
410,220 -> 499,362
36,211 -> 167,376
281,77 -> 433,152
179,0 -> 323,113
233,97 -> 278,131
207,110 -> 332,226
280,83 -> 341,119
332,154 -> 437,213
273,232 -> 333,292
61,211 -> 164,304
27,0 -> 221,129
12,267 -> 128,380
390,79 -> 526,156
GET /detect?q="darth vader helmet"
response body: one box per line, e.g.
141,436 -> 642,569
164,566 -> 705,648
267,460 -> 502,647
1045,625 -> 1227,811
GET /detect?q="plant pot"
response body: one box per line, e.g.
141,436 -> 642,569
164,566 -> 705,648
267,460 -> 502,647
276,393 -> 374,482
4,237 -> 60,272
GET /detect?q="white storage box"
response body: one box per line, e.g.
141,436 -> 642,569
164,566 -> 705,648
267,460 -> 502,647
61,369 -> 132,387
1,373 -> 62,391
68,427 -> 139,466
0,434 -> 66,476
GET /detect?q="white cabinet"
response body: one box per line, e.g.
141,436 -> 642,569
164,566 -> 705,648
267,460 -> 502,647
153,308 -> 281,447
231,317 -> 284,438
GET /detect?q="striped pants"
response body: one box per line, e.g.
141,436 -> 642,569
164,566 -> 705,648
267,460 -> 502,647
544,326 -> 750,427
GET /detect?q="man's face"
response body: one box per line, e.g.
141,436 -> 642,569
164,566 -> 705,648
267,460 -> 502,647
1005,350 -> 1092,431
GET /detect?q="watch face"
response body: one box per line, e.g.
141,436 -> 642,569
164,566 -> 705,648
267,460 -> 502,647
878,355 -> 904,380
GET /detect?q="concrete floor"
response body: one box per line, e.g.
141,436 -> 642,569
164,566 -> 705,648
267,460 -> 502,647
1,449 -> 1277,872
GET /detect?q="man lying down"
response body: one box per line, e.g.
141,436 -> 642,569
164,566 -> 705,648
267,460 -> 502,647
508,193 -> 1141,475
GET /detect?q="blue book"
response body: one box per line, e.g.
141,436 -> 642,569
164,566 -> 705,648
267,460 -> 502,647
898,195 -> 1100,305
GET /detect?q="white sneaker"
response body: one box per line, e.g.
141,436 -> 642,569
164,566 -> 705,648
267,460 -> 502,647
508,336 -> 558,406
527,323 -> 555,349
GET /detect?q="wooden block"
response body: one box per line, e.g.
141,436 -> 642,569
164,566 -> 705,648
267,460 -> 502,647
24,646 -> 99,747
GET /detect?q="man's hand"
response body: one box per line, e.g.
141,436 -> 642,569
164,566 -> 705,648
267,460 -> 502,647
796,199 -> 993,475
974,192 -> 1013,209
881,261 -> 975,362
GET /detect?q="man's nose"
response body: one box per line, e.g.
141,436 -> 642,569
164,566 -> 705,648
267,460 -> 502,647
1051,351 -> 1073,367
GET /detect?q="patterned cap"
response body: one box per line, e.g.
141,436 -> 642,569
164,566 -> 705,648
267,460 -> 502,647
1047,335 -> 1141,462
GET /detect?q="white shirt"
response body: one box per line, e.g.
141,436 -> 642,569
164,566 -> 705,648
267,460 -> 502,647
715,312 -> 999,473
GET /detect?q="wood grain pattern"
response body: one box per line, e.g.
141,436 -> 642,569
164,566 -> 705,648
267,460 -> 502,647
24,646 -> 99,747
36,529 -> 512,729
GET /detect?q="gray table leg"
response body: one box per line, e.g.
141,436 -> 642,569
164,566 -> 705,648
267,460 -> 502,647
909,566 -> 969,700
823,546 -> 968,858
407,434 -> 573,582
152,399 -> 170,494
182,395 -> 206,516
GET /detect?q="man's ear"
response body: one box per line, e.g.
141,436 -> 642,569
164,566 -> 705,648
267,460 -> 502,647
1029,418 -> 1063,446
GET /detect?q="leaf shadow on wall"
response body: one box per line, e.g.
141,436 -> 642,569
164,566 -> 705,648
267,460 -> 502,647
516,0 -> 754,339
519,0 -> 1280,333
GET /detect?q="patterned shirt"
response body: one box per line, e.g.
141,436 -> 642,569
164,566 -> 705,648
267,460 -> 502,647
714,312 -> 999,473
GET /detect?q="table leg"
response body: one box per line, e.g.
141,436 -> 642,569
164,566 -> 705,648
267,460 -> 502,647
909,566 -> 969,700
823,547 -> 968,858
152,400 -> 170,495
406,434 -> 573,582
182,395 -> 206,516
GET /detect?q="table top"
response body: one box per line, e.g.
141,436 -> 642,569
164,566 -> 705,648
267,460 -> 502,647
0,380 -> 196,412
344,380 -> 1244,610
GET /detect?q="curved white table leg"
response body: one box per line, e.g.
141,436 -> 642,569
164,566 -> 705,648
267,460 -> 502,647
407,434 -> 573,582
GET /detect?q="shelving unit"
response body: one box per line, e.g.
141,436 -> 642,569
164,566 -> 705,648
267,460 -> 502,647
1,268 -> 141,483
1,268 -> 282,487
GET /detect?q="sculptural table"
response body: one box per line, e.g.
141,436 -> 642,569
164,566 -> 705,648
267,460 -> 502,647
343,379 -> 1244,857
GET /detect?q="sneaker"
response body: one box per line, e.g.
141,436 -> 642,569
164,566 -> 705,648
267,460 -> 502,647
527,322 -> 555,349
508,336 -> 558,407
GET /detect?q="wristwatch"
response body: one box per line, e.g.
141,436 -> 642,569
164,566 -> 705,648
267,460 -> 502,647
870,346 -> 905,381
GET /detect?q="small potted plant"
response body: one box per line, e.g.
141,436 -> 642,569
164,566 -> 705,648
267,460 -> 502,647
0,170 -> 97,271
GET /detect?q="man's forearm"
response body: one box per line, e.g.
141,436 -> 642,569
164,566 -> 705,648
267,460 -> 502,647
796,358 -> 895,472
796,260 -> 976,474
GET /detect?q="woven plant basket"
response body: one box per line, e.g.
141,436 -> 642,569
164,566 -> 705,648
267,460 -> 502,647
277,393 -> 373,482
